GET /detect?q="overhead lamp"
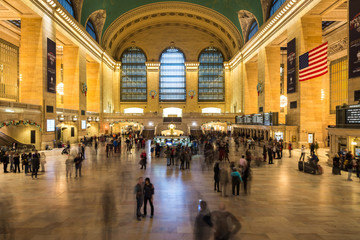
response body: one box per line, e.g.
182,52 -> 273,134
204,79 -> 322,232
280,95 -> 288,108
56,82 -> 64,95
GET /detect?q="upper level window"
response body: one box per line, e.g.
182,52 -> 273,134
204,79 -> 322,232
121,47 -> 147,102
198,47 -> 224,102
8,20 -> 21,28
159,48 -> 186,102
247,21 -> 258,41
58,0 -> 75,18
322,21 -> 335,30
269,0 -> 286,18
86,20 -> 97,41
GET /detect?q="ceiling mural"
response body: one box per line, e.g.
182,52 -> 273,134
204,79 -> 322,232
80,0 -> 264,36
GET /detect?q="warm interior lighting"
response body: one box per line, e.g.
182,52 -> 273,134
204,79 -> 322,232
280,95 -> 287,108
163,107 -> 182,117
56,82 -> 64,95
124,108 -> 144,114
202,107 -> 221,114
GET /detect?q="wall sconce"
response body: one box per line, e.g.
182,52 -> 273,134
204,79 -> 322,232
58,115 -> 65,122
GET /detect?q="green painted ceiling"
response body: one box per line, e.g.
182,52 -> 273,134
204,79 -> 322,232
80,0 -> 264,36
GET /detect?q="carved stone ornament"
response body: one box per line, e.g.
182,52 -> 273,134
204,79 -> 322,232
89,9 -> 107,41
328,38 -> 348,56
238,10 -> 258,42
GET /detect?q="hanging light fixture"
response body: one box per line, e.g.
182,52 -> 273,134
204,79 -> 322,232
280,95 -> 287,108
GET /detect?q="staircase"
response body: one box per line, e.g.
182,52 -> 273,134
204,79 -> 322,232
0,132 -> 35,151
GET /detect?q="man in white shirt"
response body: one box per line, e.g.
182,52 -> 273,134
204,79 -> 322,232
299,145 -> 306,161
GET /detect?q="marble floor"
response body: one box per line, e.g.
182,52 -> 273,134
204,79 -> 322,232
1,143 -> 360,240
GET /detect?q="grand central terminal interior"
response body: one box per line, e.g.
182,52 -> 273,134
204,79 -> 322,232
1,0 -> 360,239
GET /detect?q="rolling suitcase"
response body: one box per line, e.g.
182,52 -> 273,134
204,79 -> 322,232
298,161 -> 304,171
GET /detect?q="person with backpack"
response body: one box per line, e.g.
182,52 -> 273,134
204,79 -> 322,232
211,203 -> 241,240
143,177 -> 154,218
230,168 -> 242,196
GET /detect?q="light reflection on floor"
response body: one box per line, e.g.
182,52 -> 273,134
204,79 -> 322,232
0,141 -> 360,239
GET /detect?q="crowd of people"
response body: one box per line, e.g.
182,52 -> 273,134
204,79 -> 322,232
0,148 -> 46,178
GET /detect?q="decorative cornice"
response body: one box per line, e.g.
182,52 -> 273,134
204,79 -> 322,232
146,62 -> 160,71
328,38 -> 347,56
185,62 -> 200,71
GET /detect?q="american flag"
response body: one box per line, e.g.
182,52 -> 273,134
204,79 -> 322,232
299,42 -> 328,81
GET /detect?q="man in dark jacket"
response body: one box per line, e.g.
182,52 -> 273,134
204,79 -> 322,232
31,151 -> 40,179
2,152 -> 9,173
143,177 -> 154,218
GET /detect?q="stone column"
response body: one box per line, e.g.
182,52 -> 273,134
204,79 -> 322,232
224,62 -> 232,112
78,48 -> 87,140
185,62 -> 199,113
287,15 -> 326,146
63,45 -> 80,110
146,62 -> 160,113
113,63 -> 121,113
244,62 -> 258,114
19,15 -> 57,149
19,17 -> 44,106
87,61 -> 101,113
258,47 -> 281,113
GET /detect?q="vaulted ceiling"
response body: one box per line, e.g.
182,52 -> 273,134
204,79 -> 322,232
80,0 -> 265,36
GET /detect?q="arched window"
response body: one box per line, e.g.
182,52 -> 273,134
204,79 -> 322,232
86,20 -> 97,41
269,0 -> 286,18
247,21 -> 258,41
159,48 -> 186,101
121,47 -> 147,102
58,0 -> 75,18
198,47 -> 224,102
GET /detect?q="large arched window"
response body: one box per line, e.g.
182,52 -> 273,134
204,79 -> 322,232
247,21 -> 258,41
198,47 -> 224,102
159,48 -> 186,101
269,0 -> 286,18
86,20 -> 97,41
121,47 -> 147,102
58,0 -> 75,18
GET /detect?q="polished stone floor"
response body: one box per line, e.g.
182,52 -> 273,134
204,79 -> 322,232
1,142 -> 360,240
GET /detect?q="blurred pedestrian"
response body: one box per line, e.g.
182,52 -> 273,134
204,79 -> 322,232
211,203 -> 241,240
194,200 -> 213,240
134,177 -> 144,221
40,152 -> 47,172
